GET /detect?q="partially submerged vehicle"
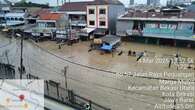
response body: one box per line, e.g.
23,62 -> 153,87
91,35 -> 121,52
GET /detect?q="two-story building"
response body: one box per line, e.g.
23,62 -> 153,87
30,11 -> 68,39
79,0 -> 125,40
4,12 -> 26,26
59,1 -> 94,29
116,11 -> 195,48
0,0 -> 10,27
87,0 -> 125,36
1,8 -> 28,27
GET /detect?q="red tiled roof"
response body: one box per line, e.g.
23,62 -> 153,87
31,8 -> 50,17
39,13 -> 63,20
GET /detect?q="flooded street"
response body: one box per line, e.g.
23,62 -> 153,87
0,34 -> 195,110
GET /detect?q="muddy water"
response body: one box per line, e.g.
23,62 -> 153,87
0,35 -> 195,110
39,40 -> 195,75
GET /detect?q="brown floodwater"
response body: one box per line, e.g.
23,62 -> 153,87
0,35 -> 195,110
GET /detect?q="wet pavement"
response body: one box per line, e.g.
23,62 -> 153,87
0,34 -> 195,110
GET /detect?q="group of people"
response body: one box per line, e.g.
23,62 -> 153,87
117,50 -> 141,57
168,54 -> 195,70
128,50 -> 137,57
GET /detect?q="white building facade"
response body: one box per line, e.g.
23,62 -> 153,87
86,0 -> 125,35
87,5 -> 108,29
4,12 -> 26,26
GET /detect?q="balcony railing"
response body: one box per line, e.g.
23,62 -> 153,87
71,20 -> 87,27
143,28 -> 193,38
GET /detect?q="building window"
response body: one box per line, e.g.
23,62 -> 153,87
99,9 -> 106,14
47,22 -> 55,27
89,20 -> 95,26
19,18 -> 24,21
6,18 -> 10,20
160,24 -> 168,29
89,9 -> 95,14
99,21 -> 106,26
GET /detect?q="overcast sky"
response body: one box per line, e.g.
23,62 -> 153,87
8,0 -> 180,6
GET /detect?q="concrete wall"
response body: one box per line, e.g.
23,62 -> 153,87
87,5 -> 97,28
116,20 -> 133,36
108,5 -> 125,34
87,4 -> 125,34
87,5 -> 109,28
56,14 -> 69,29
97,5 -> 108,29
116,19 -> 195,41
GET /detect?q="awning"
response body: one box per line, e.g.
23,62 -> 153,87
101,35 -> 121,47
66,11 -> 86,15
94,28 -> 108,36
4,21 -> 25,26
126,30 -> 142,36
79,27 -> 96,36
82,27 -> 96,33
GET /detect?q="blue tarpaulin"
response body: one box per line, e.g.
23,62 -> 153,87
100,44 -> 112,51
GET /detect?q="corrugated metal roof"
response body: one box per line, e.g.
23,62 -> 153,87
101,35 -> 121,46
90,0 -> 124,5
59,0 -> 124,12
59,1 -> 93,12
119,11 -> 195,21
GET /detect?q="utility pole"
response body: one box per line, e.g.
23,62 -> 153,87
68,0 -> 71,41
57,0 -> 59,6
173,91 -> 176,110
61,0 -> 63,5
16,31 -> 24,79
5,50 -> 9,64
20,32 -> 24,79
64,66 -> 68,90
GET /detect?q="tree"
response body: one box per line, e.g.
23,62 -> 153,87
20,0 -> 27,3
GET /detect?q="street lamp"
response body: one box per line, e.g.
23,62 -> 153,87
16,32 -> 25,79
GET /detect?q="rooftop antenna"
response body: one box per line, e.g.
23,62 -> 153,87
61,0 -> 66,5
68,0 -> 71,41
57,0 -> 59,6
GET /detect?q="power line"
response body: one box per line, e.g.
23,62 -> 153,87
28,67 -> 163,105
31,41 -> 117,74
0,42 -> 15,50
24,50 -> 133,84
27,48 -> 143,88
0,43 -> 11,48
31,41 -> 195,82
26,55 -> 63,76
70,78 -> 157,106
0,38 -> 17,49
23,53 -> 180,107
25,58 -> 163,100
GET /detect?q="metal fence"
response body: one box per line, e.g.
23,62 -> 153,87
26,74 -> 111,110
0,63 -> 15,79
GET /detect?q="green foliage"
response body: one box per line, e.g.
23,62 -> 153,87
14,1 -> 49,8
20,0 -> 27,3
